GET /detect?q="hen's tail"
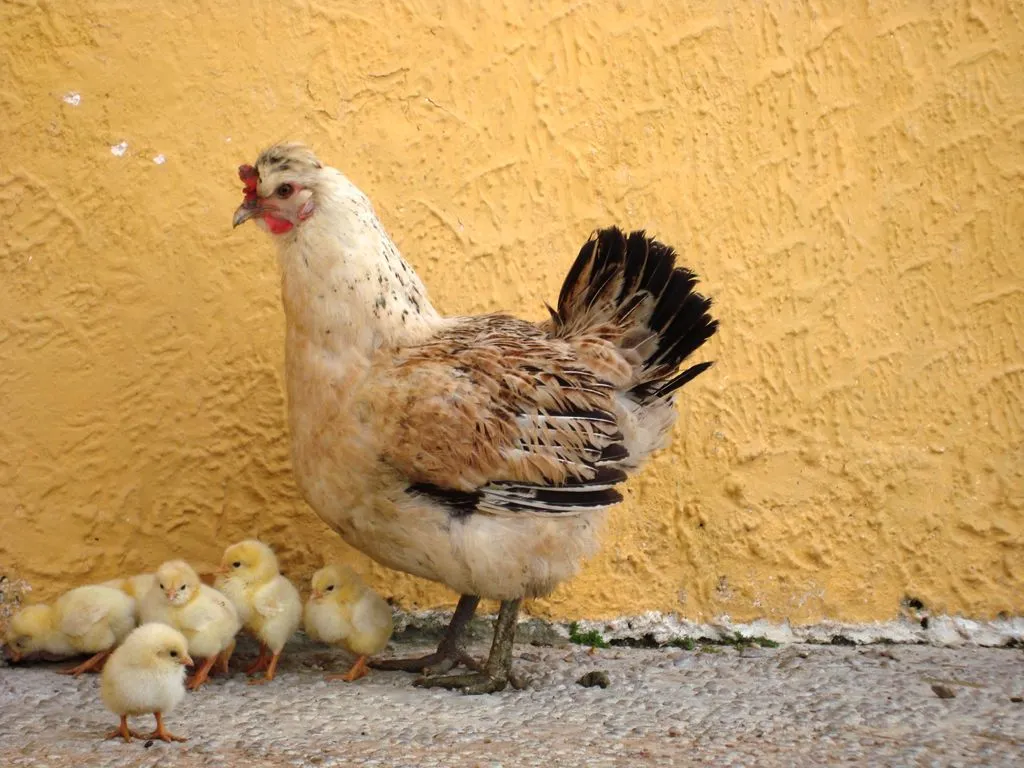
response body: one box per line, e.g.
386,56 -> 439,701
546,227 -> 718,400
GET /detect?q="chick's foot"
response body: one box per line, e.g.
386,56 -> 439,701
186,655 -> 217,691
326,655 -> 370,682
372,594 -> 481,675
146,712 -> 187,742
104,715 -> 146,743
59,650 -> 110,677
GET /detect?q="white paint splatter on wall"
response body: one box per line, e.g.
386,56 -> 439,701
110,141 -> 129,157
153,154 -> 166,165
62,92 -> 81,106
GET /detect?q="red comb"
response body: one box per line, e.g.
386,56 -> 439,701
239,164 -> 259,203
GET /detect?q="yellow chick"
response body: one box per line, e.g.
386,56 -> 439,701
4,585 -> 135,675
101,623 -> 193,743
304,564 -> 394,682
214,540 -> 301,684
139,560 -> 241,690
101,573 -> 156,622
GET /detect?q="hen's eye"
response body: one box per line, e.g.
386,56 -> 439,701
232,561 -> 241,568
169,650 -> 178,658
275,184 -> 294,198
326,585 -> 335,592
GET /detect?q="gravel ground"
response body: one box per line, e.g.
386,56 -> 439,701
1,636 -> 1021,767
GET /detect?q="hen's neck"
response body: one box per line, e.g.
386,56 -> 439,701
277,170 -> 441,356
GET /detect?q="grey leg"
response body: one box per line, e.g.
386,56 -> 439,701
372,594 -> 481,674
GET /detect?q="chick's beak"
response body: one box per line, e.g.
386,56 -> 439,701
183,654 -> 194,667
4,647 -> 21,663
215,565 -> 230,575
311,590 -> 324,600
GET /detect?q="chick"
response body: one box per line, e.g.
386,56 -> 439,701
214,540 -> 301,684
4,585 -> 135,675
101,573 -> 156,622
101,623 -> 193,743
304,564 -> 394,682
139,560 -> 241,690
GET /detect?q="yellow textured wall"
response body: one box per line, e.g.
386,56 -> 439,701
1,0 -> 1022,624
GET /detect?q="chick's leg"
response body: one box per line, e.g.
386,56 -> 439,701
214,639 -> 236,677
414,598 -> 522,695
372,594 -> 481,674
247,649 -> 282,685
186,655 -> 217,691
59,650 -> 110,677
105,714 -> 145,742
146,712 -> 187,742
245,642 -> 270,675
325,655 -> 369,682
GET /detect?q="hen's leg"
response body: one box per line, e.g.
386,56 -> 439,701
414,597 -> 521,695
325,654 -> 369,682
372,594 -> 481,674
59,650 -> 110,677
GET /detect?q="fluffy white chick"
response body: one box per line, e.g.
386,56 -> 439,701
101,573 -> 156,622
304,564 -> 394,682
4,585 -> 135,675
100,623 -> 193,743
139,560 -> 240,690
214,540 -> 301,684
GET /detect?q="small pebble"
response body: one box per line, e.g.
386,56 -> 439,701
1010,696 -> 1022,704
577,670 -> 610,689
668,726 -> 681,738
931,684 -> 956,699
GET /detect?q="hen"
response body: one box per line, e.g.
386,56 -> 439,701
232,142 -> 718,693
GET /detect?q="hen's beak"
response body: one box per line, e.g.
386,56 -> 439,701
233,203 -> 261,228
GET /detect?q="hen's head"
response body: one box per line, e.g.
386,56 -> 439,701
232,142 -> 323,235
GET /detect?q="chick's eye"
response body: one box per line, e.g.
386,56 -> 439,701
159,584 -> 165,590
169,650 -> 178,658
232,562 -> 241,568
275,183 -> 294,199
326,586 -> 335,592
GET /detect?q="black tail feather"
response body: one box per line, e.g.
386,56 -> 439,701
553,226 -> 718,398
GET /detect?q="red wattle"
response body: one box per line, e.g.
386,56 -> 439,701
264,214 -> 294,234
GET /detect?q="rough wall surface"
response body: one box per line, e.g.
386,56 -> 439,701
1,0 -> 1021,624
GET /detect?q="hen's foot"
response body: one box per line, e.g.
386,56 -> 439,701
414,670 -> 508,694
372,594 -> 480,675
415,597 -> 523,696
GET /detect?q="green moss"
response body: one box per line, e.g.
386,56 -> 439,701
568,622 -> 609,648
668,637 -> 696,650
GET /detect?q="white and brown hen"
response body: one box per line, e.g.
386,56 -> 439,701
232,142 -> 718,693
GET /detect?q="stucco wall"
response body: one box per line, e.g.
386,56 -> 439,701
1,1 -> 1021,624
